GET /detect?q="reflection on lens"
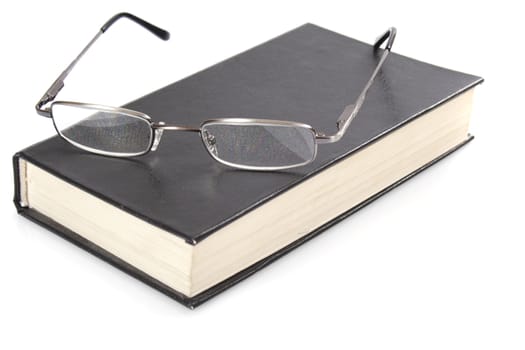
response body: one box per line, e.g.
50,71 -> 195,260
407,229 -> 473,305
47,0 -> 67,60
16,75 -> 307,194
51,103 -> 152,156
201,121 -> 316,169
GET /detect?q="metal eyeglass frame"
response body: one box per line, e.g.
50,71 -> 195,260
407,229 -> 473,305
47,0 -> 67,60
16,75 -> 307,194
35,12 -> 396,171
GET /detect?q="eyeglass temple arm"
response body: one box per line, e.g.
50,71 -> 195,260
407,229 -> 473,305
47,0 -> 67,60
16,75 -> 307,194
35,12 -> 170,117
316,27 -> 397,144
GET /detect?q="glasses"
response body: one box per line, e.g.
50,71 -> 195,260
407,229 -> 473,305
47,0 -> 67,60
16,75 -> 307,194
36,13 -> 396,171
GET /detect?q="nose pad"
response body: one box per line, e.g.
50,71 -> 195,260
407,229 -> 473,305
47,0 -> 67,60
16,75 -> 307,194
203,130 -> 218,157
151,128 -> 164,151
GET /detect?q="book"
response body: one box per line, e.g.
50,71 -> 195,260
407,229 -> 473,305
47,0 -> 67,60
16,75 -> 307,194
13,23 -> 483,308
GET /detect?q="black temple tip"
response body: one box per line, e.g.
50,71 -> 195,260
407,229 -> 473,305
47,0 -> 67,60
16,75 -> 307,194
101,12 -> 170,41
373,27 -> 397,51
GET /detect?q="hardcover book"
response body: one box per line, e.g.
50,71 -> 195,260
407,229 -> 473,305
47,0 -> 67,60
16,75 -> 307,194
13,23 -> 483,308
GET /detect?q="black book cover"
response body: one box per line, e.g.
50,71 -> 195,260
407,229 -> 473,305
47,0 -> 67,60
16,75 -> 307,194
13,23 -> 482,307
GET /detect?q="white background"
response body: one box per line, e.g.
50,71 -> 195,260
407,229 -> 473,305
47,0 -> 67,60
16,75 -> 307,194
0,1 -> 523,349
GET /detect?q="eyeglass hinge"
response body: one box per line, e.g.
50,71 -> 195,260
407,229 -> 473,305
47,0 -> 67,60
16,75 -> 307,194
35,75 -> 66,118
315,131 -> 342,144
35,99 -> 52,118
